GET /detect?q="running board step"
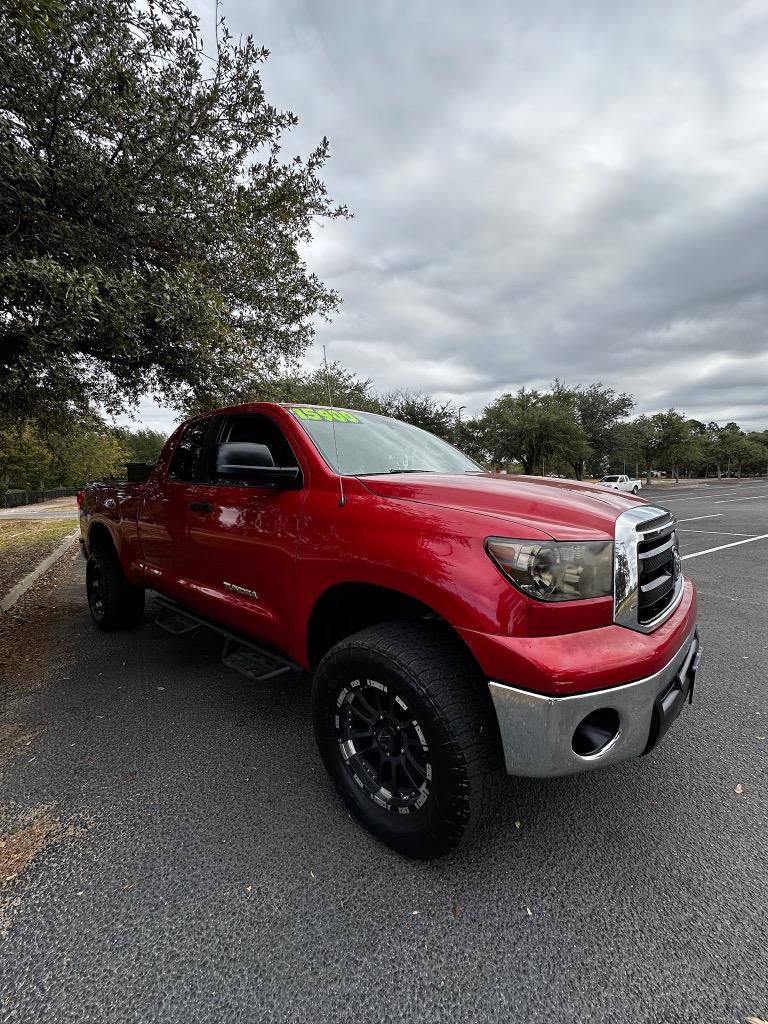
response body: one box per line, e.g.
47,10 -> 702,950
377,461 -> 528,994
155,604 -> 201,636
153,596 -> 299,683
221,638 -> 291,683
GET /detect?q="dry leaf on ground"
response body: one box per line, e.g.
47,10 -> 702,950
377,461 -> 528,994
0,809 -> 60,884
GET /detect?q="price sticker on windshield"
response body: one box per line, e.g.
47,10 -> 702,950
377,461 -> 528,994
291,407 -> 360,423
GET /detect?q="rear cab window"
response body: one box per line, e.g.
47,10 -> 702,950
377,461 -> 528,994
167,419 -> 211,482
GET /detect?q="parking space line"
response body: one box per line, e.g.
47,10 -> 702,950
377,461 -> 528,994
712,494 -> 768,503
649,488 -> 723,495
676,514 -> 724,523
677,529 -> 758,537
659,493 -> 743,502
681,533 -> 768,560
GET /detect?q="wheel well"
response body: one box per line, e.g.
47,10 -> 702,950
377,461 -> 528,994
307,583 -> 450,670
88,521 -> 115,555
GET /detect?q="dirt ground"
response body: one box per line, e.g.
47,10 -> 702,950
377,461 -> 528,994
0,544 -> 85,935
0,541 -> 82,689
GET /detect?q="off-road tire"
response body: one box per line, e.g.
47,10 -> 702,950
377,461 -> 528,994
312,621 -> 506,859
86,543 -> 145,631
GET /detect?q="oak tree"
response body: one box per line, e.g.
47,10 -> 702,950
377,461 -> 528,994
0,0 -> 347,425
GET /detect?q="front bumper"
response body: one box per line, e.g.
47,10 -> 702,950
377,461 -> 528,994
489,627 -> 700,777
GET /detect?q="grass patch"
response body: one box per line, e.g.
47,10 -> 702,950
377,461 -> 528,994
0,521 -> 78,598
0,520 -> 76,551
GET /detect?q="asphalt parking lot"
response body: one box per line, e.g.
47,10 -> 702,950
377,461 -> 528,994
1,480 -> 766,1024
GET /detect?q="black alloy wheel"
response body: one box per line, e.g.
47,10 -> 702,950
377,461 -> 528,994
85,544 -> 145,631
87,558 -> 106,621
335,677 -> 432,814
312,621 -> 506,859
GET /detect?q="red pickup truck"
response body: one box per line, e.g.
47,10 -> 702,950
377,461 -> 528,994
80,402 -> 700,858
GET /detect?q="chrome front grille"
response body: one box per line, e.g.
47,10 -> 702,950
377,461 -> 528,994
637,521 -> 677,624
635,511 -> 672,534
614,506 -> 683,633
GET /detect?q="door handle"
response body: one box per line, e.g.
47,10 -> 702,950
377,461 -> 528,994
189,501 -> 213,513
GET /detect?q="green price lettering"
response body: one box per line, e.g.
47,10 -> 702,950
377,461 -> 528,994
291,407 -> 359,423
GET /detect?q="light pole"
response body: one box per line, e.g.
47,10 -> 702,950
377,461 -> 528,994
455,406 -> 467,445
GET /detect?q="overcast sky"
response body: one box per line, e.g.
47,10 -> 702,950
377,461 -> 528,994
130,0 -> 768,432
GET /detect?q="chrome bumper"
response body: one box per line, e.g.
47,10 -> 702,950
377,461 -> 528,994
488,628 -> 700,778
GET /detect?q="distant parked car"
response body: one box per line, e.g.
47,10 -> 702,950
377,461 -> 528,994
598,474 -> 642,495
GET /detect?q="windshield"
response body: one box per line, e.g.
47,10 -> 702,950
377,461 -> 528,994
601,475 -> 620,482
289,406 -> 482,476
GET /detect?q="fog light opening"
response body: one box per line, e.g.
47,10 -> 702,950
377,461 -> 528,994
572,708 -> 620,757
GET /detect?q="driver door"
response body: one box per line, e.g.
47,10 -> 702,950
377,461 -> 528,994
184,411 -> 309,651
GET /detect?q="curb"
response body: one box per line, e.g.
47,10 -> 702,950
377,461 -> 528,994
0,531 -> 80,615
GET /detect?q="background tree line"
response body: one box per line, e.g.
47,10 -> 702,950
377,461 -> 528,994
2,366 -> 766,491
247,365 -> 768,484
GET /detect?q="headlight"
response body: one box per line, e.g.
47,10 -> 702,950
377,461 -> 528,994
486,538 -> 614,602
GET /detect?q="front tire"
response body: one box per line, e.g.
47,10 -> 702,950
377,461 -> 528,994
86,544 -> 145,631
312,622 -> 506,859
632,485 -> 639,494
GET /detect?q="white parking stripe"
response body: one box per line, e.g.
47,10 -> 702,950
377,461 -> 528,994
659,492 -> 747,502
681,533 -> 768,560
652,482 -> 762,491
712,494 -> 768,503
649,488 -> 722,495
678,529 -> 758,537
676,514 -> 724,523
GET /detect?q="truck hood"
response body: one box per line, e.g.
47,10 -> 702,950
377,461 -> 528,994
359,473 -> 649,541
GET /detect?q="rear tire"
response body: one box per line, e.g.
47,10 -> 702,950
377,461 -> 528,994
312,621 -> 506,859
86,544 -> 145,631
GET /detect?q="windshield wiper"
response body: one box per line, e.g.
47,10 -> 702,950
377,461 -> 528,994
354,469 -> 442,477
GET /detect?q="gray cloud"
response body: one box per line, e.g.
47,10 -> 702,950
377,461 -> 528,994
137,0 -> 768,431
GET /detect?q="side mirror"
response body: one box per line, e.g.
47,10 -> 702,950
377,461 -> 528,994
215,442 -> 302,489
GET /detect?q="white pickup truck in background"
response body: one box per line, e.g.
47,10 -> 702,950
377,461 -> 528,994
598,474 -> 642,494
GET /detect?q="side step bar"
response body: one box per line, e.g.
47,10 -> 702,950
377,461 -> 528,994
155,603 -> 201,636
154,596 -> 300,683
